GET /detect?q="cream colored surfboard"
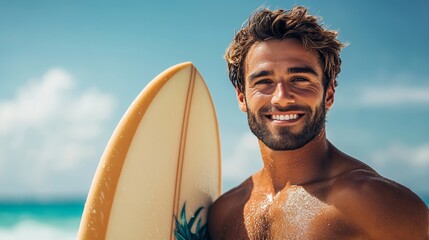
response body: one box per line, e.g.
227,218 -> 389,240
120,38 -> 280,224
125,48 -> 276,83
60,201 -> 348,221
77,62 -> 221,240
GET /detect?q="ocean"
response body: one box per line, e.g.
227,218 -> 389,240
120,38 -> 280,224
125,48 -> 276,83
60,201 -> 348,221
0,201 -> 82,240
1,197 -> 428,239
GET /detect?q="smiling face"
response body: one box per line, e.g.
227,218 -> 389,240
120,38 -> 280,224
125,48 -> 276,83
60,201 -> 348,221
238,39 -> 334,150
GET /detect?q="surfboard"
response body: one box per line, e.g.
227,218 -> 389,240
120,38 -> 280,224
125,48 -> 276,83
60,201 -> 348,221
77,62 -> 221,240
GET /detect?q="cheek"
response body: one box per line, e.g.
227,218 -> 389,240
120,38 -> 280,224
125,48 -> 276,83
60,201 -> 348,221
246,91 -> 271,108
292,85 -> 325,104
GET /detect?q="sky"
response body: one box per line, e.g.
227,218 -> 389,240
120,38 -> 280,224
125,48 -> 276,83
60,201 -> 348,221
0,0 -> 428,201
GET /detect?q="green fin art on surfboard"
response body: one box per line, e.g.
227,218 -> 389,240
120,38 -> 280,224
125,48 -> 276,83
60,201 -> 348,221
78,62 -> 221,239
174,202 -> 208,240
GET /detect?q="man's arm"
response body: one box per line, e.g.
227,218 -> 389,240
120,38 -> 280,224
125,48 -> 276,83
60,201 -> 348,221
208,179 -> 253,240
208,198 -> 225,240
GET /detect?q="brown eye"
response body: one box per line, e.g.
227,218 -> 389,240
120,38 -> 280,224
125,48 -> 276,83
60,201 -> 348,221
255,79 -> 273,85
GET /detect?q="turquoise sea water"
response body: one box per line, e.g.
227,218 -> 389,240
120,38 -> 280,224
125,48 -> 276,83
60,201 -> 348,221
0,201 -> 83,240
1,196 -> 428,239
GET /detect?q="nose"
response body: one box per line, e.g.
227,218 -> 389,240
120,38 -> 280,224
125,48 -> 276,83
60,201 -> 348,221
271,82 -> 295,106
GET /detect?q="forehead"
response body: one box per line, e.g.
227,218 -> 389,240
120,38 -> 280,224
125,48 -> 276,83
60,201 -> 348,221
245,39 -> 322,77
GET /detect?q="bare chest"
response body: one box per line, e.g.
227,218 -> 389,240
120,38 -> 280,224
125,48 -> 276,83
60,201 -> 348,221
236,188 -> 361,240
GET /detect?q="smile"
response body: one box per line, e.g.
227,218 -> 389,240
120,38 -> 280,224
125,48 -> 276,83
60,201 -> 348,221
270,114 -> 301,121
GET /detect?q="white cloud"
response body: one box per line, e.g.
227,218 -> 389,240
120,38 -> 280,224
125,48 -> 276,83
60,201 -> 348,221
0,69 -> 74,133
0,68 -> 116,199
370,142 -> 429,193
359,85 -> 429,106
372,143 -> 429,168
222,132 -> 262,190
335,72 -> 429,108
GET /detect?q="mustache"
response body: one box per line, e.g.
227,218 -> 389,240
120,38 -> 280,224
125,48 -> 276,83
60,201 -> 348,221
259,104 -> 311,113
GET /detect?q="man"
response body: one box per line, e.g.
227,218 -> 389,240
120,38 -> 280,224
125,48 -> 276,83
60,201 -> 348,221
208,6 -> 428,240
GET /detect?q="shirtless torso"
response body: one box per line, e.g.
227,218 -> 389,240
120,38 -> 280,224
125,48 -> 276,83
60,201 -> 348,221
208,142 -> 428,240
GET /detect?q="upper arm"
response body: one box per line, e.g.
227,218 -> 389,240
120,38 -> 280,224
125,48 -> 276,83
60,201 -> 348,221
332,172 -> 428,240
207,199 -> 226,240
208,193 -> 246,240
207,181 -> 252,240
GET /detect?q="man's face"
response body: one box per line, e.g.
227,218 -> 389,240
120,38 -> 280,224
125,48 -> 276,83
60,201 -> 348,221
237,39 -> 334,151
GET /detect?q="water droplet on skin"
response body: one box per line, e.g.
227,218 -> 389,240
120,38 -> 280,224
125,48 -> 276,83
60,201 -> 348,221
273,187 -> 329,239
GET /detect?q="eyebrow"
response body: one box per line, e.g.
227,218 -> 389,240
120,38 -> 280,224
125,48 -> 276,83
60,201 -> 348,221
288,67 -> 319,77
248,70 -> 274,82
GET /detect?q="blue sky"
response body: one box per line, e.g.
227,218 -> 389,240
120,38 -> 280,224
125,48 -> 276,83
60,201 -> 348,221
0,0 -> 428,201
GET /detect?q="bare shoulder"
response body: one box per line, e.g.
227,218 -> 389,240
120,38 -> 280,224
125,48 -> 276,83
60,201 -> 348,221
329,168 -> 428,240
208,177 -> 253,239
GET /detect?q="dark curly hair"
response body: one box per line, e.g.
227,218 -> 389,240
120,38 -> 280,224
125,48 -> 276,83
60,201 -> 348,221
225,6 -> 346,92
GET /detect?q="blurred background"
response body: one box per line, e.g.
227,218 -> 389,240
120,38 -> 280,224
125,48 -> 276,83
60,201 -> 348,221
1,0 -> 428,239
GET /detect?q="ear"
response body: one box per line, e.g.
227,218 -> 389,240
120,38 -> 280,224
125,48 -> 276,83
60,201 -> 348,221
236,87 -> 247,112
325,84 -> 335,110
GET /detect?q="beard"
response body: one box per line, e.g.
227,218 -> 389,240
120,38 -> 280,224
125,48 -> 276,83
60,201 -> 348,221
246,98 -> 326,151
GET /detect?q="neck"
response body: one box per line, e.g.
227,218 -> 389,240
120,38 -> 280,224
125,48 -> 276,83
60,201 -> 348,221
258,130 -> 332,193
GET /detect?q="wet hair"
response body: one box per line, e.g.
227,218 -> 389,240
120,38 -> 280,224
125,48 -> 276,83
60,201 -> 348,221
225,6 -> 346,92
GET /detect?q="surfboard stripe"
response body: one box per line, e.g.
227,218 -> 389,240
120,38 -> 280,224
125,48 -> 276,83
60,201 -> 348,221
190,71 -> 222,196
170,66 -> 197,239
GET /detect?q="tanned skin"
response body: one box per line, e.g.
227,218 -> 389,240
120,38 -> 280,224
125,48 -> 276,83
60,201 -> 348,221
208,39 -> 428,240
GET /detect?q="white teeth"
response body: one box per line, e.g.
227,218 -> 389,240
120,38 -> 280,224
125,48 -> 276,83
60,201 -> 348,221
272,114 -> 298,121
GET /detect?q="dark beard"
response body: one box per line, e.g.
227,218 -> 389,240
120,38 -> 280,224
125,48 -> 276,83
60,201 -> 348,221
246,100 -> 326,151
